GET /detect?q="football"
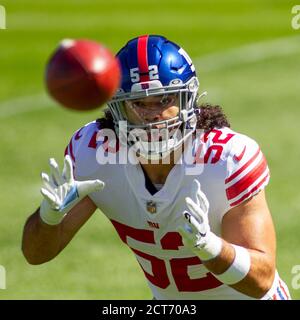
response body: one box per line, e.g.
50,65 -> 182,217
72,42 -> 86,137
45,39 -> 121,111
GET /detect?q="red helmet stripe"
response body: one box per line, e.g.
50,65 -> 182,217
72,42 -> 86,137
137,35 -> 150,82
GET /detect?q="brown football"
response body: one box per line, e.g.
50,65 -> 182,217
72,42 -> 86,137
45,39 -> 121,111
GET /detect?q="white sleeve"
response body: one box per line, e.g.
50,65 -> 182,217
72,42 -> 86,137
224,134 -> 270,208
64,121 -> 100,180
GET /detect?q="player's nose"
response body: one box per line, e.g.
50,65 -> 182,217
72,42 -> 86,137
144,112 -> 164,124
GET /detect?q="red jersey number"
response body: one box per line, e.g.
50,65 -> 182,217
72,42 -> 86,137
195,129 -> 235,164
111,220 -> 222,292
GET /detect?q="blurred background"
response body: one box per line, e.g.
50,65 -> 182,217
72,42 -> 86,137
0,0 -> 299,299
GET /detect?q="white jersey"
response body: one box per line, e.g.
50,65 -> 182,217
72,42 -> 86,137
65,121 -> 290,300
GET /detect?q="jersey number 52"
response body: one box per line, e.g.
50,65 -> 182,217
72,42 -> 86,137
111,219 -> 222,292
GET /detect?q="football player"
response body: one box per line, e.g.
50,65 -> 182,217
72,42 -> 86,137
22,35 -> 291,300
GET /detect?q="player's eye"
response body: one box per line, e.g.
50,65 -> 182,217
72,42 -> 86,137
160,95 -> 175,107
124,100 -> 144,109
131,101 -> 145,108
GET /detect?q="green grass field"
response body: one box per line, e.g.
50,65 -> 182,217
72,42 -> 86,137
0,0 -> 300,299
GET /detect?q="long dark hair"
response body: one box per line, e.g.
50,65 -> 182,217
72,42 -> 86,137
96,103 -> 230,131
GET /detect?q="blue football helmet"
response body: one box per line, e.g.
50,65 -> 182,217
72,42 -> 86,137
107,35 -> 202,160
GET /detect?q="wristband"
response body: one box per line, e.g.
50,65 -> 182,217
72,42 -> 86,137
213,244 -> 251,285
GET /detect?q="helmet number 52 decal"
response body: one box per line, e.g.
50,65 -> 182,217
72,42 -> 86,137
130,68 -> 139,82
130,65 -> 159,83
149,65 -> 159,80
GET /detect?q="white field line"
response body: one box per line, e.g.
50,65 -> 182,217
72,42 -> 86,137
0,93 -> 52,119
0,35 -> 299,120
194,34 -> 300,72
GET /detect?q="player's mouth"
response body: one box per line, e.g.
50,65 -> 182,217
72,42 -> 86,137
142,126 -> 181,143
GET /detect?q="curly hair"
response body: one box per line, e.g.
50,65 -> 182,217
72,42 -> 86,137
195,103 -> 230,131
96,108 -> 115,130
96,103 -> 230,132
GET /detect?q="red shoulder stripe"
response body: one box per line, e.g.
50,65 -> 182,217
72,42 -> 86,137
68,138 -> 76,163
225,148 -> 261,184
229,172 -> 269,207
226,156 -> 268,200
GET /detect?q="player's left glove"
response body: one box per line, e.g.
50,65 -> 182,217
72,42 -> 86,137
177,180 -> 223,261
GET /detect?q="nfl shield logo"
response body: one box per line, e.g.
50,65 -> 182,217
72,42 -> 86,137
146,201 -> 157,214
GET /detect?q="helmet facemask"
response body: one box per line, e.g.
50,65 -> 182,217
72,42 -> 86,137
107,76 -> 199,160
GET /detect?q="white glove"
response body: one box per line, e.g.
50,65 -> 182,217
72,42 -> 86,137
39,155 -> 105,225
177,179 -> 223,261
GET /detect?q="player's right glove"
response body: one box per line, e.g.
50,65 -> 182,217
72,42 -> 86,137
39,155 -> 105,225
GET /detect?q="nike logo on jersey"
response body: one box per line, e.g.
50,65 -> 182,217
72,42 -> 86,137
74,128 -> 83,140
233,146 -> 246,162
